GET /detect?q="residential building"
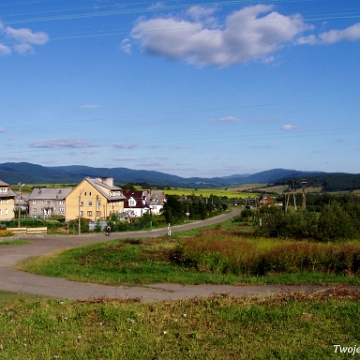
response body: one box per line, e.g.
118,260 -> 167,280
65,177 -> 126,221
123,190 -> 149,219
28,188 -> 73,218
0,180 -> 16,221
145,189 -> 166,214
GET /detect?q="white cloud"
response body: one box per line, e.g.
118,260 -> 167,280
281,124 -> 298,131
0,21 -> 49,56
5,26 -> 48,45
29,139 -> 98,148
0,43 -> 11,55
0,127 -> 6,133
149,2 -> 165,10
113,157 -> 135,161
129,4 -> 312,67
120,38 -> 132,54
298,22 -> 360,45
218,116 -> 240,123
79,104 -> 102,109
113,143 -> 138,149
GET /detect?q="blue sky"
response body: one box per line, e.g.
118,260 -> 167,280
0,0 -> 359,178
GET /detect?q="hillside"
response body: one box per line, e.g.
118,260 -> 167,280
0,162 -> 359,191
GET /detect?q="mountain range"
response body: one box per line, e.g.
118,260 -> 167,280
0,162 -> 327,188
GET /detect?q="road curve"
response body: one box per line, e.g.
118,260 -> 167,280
0,208 -> 358,302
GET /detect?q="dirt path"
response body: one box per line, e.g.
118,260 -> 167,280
0,209 -> 358,302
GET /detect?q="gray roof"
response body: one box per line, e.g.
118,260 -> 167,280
0,179 -> 17,198
29,188 -> 73,201
85,178 -> 126,201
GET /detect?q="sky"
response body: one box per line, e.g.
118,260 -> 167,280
0,0 -> 359,178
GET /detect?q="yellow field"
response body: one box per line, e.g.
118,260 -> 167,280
164,188 -> 261,199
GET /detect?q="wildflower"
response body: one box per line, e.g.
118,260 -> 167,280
182,314 -> 187,318
0,344 -> 3,350
23,343 -> 27,347
163,331 -> 168,335
77,336 -> 81,340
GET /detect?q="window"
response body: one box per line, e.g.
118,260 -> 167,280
33,201 -> 36,204
6,200 -> 8,204
87,201 -> 92,206
33,208 -> 37,212
96,211 -> 101,217
89,192 -> 92,196
80,211 -> 84,216
96,201 -> 101,206
59,200 -> 64,205
60,208 -> 65,212
84,192 -> 87,196
87,211 -> 92,216
0,209 -> 2,215
5,209 -> 8,215
79,201 -> 84,206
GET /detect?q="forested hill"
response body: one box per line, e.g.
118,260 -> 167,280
274,173 -> 360,192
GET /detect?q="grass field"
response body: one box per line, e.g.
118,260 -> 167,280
17,220 -> 360,286
164,188 -> 261,199
0,288 -> 359,359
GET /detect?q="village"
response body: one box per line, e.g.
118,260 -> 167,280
0,177 -> 166,225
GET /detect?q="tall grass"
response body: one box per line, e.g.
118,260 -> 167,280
174,228 -> 360,277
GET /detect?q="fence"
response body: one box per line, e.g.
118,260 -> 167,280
7,227 -> 48,235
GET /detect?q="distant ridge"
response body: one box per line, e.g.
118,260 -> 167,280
1,162 -> 358,191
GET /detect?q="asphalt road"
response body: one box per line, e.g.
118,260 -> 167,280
0,208 -> 358,302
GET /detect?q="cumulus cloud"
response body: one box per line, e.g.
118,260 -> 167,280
113,143 -> 138,149
281,124 -> 298,131
0,21 -> 49,55
29,139 -> 98,148
298,22 -> 360,45
128,4 -> 312,67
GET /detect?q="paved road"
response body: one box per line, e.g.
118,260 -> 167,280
0,208 -> 358,302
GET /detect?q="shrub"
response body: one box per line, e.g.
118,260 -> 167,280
0,229 -> 14,237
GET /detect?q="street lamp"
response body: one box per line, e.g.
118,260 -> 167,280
18,183 -> 25,228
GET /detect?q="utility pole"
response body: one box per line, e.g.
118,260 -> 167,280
78,189 -> 84,235
17,183 -> 25,228
300,179 -> 308,209
284,180 -> 297,214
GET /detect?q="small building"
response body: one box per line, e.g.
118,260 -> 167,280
0,180 -> 17,221
145,190 -> 166,214
65,177 -> 126,221
28,188 -> 73,218
123,190 -> 150,220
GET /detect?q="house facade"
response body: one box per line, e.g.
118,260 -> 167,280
145,190 -> 166,214
65,177 -> 126,221
28,188 -> 73,218
0,180 -> 16,221
123,190 -> 149,219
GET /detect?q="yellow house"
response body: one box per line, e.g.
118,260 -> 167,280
65,177 -> 126,221
0,180 -> 16,221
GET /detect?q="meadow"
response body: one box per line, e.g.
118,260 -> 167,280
0,288 -> 359,359
17,220 -> 360,286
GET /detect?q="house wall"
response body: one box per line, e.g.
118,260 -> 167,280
65,180 -> 124,221
0,197 -> 14,221
29,198 -> 66,218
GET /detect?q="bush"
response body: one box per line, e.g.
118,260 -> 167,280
0,229 -> 14,237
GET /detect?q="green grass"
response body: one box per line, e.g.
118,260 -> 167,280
17,232 -> 360,286
0,290 -> 47,308
0,289 -> 359,359
0,240 -> 30,245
